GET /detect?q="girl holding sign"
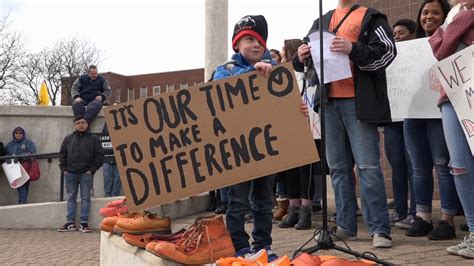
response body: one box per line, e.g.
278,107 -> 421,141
404,0 -> 461,241
429,0 -> 474,258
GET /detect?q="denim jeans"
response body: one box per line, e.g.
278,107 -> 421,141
17,180 -> 30,204
275,175 -> 287,198
103,163 -> 122,197
65,172 -> 93,223
72,100 -> 103,123
441,103 -> 474,232
219,187 -> 230,203
226,174 -> 275,252
384,122 -> 416,217
325,99 -> 390,236
404,119 -> 459,215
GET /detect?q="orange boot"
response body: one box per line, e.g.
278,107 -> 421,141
113,211 -> 171,235
150,215 -> 235,264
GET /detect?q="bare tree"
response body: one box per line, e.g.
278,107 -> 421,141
0,14 -> 23,91
14,52 -> 44,104
43,37 -> 102,105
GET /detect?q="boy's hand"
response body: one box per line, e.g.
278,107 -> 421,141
330,36 -> 352,54
300,101 -> 309,117
254,62 -> 273,77
297,43 -> 312,63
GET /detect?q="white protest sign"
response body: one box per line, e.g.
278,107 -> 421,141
435,45 -> 474,155
387,38 -> 441,120
308,31 -> 352,84
295,72 -> 321,140
302,86 -> 321,139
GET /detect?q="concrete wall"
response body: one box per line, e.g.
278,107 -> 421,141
0,194 -> 208,229
0,106 -> 106,206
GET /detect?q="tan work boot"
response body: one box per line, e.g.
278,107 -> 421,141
273,199 -> 289,221
113,211 -> 171,235
150,215 -> 235,264
100,212 -> 139,233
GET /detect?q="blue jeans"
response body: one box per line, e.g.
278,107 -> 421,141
441,103 -> 474,232
65,172 -> 93,223
325,99 -> 390,236
219,187 -> 230,203
72,100 -> 103,123
384,122 -> 416,217
103,163 -> 122,197
275,176 -> 287,198
17,180 -> 30,204
404,119 -> 459,215
226,174 -> 275,252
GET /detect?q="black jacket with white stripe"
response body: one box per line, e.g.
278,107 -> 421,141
293,7 -> 396,124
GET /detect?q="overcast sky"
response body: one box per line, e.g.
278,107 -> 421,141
1,0 -> 335,75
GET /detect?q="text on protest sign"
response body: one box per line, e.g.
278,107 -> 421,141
435,45 -> 474,155
104,63 -> 320,211
387,38 -> 441,120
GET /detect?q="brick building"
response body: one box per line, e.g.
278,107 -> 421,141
359,0 -> 424,25
61,68 -> 204,105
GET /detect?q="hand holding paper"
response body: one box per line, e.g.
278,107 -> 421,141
308,31 -> 352,84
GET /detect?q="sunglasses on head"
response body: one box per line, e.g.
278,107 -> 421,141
14,131 -> 23,135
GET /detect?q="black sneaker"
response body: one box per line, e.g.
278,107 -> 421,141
428,220 -> 456,240
460,224 -> 469,232
406,216 -> 433,237
79,223 -> 92,233
312,205 -> 322,213
57,222 -> 76,232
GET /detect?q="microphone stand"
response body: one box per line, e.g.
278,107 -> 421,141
293,1 -> 392,264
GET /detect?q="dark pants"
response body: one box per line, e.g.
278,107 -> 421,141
284,165 -> 313,200
17,180 -> 30,204
226,174 -> 275,252
72,100 -> 103,123
384,122 -> 416,217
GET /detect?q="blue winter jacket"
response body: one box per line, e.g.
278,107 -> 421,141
213,51 -> 274,81
5,127 -> 37,156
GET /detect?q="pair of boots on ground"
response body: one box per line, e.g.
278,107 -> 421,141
278,203 -> 312,230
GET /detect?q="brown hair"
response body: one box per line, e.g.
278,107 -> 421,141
282,39 -> 303,62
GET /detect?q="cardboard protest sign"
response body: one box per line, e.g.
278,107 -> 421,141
435,45 -> 473,155
104,63 -> 320,211
387,38 -> 441,120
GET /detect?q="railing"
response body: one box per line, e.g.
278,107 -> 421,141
0,152 -> 114,202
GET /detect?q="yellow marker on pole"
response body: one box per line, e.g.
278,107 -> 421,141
38,81 -> 50,106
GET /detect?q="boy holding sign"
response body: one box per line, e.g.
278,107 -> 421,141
213,15 -> 308,261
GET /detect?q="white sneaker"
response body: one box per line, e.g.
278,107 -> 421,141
448,235 -> 474,256
332,226 -> 357,241
395,215 -> 415,229
373,233 -> 392,248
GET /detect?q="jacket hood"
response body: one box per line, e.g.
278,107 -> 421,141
12,127 -> 26,141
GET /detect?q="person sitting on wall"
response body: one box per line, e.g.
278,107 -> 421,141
71,65 -> 112,124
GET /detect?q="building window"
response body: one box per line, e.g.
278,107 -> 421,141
115,88 -> 121,103
140,87 -> 148,98
128,88 -> 134,101
153,85 -> 161,95
166,84 -> 175,93
180,83 -> 188,90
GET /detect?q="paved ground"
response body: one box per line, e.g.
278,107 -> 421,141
0,200 -> 472,265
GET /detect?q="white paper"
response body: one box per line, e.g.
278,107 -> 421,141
386,38 -> 441,120
308,31 -> 352,84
